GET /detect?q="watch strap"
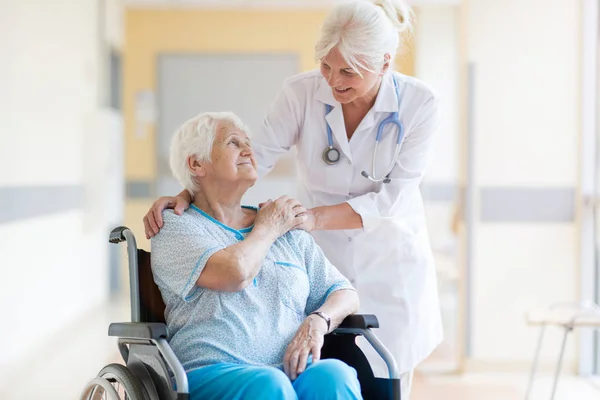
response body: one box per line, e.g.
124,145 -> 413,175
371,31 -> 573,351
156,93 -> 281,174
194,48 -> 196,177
310,311 -> 331,332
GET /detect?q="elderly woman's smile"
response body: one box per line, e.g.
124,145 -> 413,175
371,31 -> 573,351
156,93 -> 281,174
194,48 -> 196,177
202,122 -> 258,185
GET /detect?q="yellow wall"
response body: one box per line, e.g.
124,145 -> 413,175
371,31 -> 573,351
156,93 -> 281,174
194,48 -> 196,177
124,9 -> 415,247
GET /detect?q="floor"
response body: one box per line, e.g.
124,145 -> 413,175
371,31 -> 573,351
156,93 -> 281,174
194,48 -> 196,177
1,297 -> 599,400
411,372 -> 600,400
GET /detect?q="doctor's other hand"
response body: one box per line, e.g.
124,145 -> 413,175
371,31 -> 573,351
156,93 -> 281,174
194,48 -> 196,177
255,196 -> 308,239
295,209 -> 318,232
143,195 -> 190,239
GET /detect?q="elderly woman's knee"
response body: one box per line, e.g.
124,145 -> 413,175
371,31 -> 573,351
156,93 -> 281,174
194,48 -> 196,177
246,367 -> 296,398
292,359 -> 361,399
303,359 -> 360,389
313,359 -> 357,378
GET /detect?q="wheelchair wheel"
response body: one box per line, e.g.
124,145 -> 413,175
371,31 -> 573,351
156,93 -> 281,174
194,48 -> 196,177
80,363 -> 149,400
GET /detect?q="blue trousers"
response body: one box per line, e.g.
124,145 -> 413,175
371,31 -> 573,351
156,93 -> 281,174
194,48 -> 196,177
186,359 -> 362,400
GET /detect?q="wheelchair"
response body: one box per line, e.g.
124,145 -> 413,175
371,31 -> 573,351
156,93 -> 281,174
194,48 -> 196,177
80,227 -> 401,400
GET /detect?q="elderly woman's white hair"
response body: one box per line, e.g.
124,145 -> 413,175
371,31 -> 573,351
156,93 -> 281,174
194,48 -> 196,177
169,111 -> 249,196
315,0 -> 414,76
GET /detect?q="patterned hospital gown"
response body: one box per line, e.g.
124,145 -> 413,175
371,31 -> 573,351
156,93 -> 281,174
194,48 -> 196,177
150,205 -> 355,373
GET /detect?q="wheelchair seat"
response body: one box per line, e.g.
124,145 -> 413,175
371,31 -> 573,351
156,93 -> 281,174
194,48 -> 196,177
80,227 -> 401,400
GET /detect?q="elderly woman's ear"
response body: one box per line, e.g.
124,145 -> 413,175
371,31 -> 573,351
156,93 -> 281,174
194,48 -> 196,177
187,156 -> 206,178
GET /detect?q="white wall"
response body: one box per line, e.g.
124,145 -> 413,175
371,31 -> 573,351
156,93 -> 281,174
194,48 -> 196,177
0,0 -> 124,375
412,6 -> 462,372
415,5 -> 459,186
466,0 -> 580,369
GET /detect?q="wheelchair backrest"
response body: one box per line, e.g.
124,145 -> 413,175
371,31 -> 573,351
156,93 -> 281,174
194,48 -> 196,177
137,249 -> 167,324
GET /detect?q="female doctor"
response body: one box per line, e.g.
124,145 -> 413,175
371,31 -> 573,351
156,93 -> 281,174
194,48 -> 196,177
144,0 -> 442,397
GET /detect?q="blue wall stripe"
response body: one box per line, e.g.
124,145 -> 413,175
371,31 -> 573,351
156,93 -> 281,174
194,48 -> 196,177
126,180 -> 153,199
480,187 -> 575,223
0,185 -> 84,223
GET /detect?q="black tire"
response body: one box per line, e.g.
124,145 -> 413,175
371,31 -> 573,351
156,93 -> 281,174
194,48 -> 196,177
96,363 -> 149,400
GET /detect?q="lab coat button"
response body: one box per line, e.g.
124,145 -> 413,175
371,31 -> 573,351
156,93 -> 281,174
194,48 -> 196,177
348,237 -> 353,242
347,160 -> 351,165
345,195 -> 351,200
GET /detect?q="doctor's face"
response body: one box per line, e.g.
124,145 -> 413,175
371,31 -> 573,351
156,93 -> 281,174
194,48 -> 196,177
205,122 -> 257,185
320,46 -> 385,105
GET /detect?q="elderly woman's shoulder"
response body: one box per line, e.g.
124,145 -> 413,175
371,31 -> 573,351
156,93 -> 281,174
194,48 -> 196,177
160,209 -> 201,230
281,229 -> 316,246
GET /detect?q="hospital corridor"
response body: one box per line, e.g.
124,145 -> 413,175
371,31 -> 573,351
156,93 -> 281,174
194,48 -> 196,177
2,0 -> 600,399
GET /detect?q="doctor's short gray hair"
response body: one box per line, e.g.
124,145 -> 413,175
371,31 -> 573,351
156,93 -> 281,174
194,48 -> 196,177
169,111 -> 249,196
315,0 -> 414,76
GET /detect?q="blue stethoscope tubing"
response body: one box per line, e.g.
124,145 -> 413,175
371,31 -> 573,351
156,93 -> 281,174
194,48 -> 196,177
323,75 -> 405,184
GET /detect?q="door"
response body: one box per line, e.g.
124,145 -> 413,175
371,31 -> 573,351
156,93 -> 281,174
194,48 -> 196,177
156,53 -> 300,204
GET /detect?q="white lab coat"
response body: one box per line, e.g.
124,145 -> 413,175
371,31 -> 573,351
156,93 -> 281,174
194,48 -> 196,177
252,69 -> 443,376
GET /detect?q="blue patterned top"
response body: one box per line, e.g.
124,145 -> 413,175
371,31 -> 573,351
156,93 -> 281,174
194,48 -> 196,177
150,205 -> 354,373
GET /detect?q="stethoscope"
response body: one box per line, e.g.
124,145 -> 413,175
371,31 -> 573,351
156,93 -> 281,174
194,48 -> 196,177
322,75 -> 405,184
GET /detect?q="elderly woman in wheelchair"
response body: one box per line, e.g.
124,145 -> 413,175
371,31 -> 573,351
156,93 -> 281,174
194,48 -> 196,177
81,111 -> 401,400
150,111 -> 362,399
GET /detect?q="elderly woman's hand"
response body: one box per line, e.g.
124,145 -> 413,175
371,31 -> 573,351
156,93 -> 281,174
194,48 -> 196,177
255,196 -> 308,239
283,314 -> 328,380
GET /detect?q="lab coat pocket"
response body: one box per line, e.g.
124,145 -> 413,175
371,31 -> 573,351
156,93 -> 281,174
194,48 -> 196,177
274,261 -> 310,320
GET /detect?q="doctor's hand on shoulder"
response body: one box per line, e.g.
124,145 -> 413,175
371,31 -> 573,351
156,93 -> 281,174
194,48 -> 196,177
143,191 -> 191,239
294,210 -> 318,232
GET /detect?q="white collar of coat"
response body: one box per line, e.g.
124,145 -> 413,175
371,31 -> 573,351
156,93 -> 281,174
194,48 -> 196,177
314,71 -> 400,113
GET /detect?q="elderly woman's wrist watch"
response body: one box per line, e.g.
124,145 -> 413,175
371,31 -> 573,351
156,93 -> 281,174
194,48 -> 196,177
310,311 -> 331,332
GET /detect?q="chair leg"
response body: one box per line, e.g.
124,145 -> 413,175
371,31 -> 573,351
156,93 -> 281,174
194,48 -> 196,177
549,326 -> 571,400
525,324 -> 546,400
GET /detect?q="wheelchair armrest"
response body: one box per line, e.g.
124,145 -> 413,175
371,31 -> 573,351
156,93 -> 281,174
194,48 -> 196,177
108,322 -> 167,340
335,314 -> 379,330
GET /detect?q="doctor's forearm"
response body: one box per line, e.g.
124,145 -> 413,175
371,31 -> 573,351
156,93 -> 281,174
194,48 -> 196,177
312,203 -> 363,230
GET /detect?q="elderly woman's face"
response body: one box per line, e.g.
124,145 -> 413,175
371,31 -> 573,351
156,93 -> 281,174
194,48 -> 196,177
205,122 -> 257,184
320,46 -> 385,105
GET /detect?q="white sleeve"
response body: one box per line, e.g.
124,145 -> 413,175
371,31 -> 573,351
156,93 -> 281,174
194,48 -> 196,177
252,82 -> 303,178
346,94 -> 441,233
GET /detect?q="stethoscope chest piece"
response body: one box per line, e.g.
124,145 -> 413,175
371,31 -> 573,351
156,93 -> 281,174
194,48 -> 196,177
322,146 -> 341,165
